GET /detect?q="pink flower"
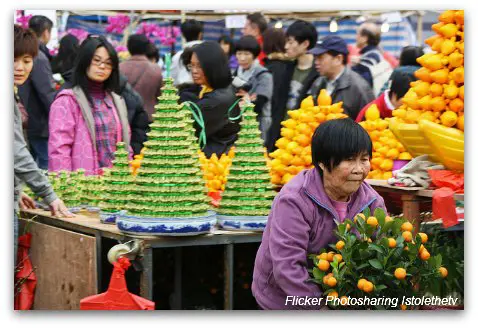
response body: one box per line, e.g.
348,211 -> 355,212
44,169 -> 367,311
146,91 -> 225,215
106,14 -> 130,34
65,28 -> 89,43
16,14 -> 32,29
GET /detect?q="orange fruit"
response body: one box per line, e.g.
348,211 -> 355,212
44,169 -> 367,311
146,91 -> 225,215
281,128 -> 295,140
271,174 -> 282,185
327,277 -> 337,287
367,216 -> 379,227
318,259 -> 330,271
333,254 -> 343,263
294,134 -> 310,147
300,96 -> 314,109
346,223 -> 351,231
388,238 -> 397,248
318,89 -> 332,106
420,250 -> 431,261
336,240 -> 345,250
280,153 -> 294,165
385,216 -> 393,223
318,253 -> 328,261
354,213 -> 366,222
365,105 -> 380,121
394,268 -> 407,280
419,245 -> 425,254
418,233 -> 428,243
281,119 -> 297,129
323,272 -> 333,284
379,159 -> 393,171
315,112 -> 326,123
402,231 -> 413,242
401,221 -> 414,232
328,291 -> 338,298
340,296 -> 349,305
362,281 -> 374,293
357,278 -> 367,290
326,252 -> 335,262
400,304 -> 407,310
456,114 -> 464,131
275,137 -> 289,149
386,148 -> 399,160
440,111 -> 458,127
438,267 -> 448,278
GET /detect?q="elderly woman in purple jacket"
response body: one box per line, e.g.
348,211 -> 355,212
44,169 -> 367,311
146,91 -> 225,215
252,118 -> 387,310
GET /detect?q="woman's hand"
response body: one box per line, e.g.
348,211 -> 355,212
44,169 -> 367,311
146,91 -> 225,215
235,89 -> 249,97
49,198 -> 75,218
19,193 -> 36,210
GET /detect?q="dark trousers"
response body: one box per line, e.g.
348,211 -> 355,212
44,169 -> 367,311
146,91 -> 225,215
28,137 -> 48,170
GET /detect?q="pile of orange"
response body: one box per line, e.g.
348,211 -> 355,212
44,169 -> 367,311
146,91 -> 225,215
199,148 -> 235,192
269,90 -> 348,185
393,10 -> 464,132
359,105 -> 412,180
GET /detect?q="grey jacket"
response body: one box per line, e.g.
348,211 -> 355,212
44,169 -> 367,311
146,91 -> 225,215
14,100 -> 57,211
308,67 -> 375,120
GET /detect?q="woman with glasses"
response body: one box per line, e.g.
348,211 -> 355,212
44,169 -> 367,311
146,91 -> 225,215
180,41 -> 241,158
48,35 -> 131,175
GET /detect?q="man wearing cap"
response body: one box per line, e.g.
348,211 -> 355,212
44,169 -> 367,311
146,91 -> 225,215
307,35 -> 375,120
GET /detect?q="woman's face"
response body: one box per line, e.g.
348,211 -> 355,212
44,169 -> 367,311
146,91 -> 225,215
322,152 -> 371,198
14,54 -> 34,86
190,53 -> 208,86
87,47 -> 113,83
236,50 -> 255,70
220,41 -> 231,56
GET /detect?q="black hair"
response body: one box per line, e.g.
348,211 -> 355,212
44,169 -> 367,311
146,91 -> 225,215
218,35 -> 235,56
14,24 -> 38,58
145,42 -> 160,63
28,15 -> 53,38
183,41 -> 231,89
262,27 -> 286,55
72,35 -> 120,104
235,35 -> 261,58
246,12 -> 268,34
389,71 -> 416,99
286,20 -> 318,50
311,118 -> 372,176
127,34 -> 150,56
51,34 -> 79,74
399,45 -> 425,66
360,26 -> 380,47
180,19 -> 204,42
326,50 -> 348,66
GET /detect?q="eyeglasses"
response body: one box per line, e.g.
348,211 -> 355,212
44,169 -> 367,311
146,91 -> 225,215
187,63 -> 202,71
92,57 -> 113,70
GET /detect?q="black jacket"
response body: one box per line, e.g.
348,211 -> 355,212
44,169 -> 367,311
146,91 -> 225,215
180,85 -> 241,158
263,57 -> 319,152
308,67 -> 375,120
17,48 -> 57,139
119,74 -> 150,155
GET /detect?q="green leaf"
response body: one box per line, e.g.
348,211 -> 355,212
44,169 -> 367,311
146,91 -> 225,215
384,271 -> 393,277
374,207 -> 386,226
435,254 -> 442,268
356,263 -> 370,270
312,267 -> 323,280
395,235 -> 404,245
369,243 -> 384,254
337,223 -> 346,236
374,284 -> 388,291
369,259 -> 383,270
363,207 -> 371,218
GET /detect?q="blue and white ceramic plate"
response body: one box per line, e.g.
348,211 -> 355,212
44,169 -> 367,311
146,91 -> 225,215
68,206 -> 83,214
217,215 -> 268,231
100,210 -> 126,224
116,211 -> 217,236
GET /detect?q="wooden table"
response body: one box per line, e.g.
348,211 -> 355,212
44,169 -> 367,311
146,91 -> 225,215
366,179 -> 464,232
19,209 -> 263,310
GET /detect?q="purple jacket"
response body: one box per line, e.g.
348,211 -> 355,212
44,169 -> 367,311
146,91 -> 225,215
252,168 -> 386,310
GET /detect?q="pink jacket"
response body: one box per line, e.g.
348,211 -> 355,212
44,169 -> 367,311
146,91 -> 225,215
48,88 -> 131,175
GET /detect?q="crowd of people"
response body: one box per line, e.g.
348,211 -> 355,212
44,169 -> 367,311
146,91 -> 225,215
13,12 -> 425,269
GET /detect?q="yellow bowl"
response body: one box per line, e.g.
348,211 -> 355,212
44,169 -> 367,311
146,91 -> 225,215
388,118 -> 464,171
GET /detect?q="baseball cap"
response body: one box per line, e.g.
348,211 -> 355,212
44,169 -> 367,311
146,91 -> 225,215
309,35 -> 349,56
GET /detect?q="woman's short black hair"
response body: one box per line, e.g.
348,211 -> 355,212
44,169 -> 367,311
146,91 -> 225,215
311,118 -> 372,176
180,19 -> 204,42
14,24 -> 38,59
286,20 -> 318,50
51,34 -> 79,74
390,71 -> 416,99
247,12 -> 268,34
184,41 -> 232,89
72,35 -> 120,104
218,35 -> 235,55
235,35 -> 261,58
262,27 -> 286,55
28,15 -> 53,37
145,42 -> 160,62
127,34 -> 150,56
399,45 -> 425,66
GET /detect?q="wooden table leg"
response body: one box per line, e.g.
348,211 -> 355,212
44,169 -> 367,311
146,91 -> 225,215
401,194 -> 421,233
224,244 -> 234,310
